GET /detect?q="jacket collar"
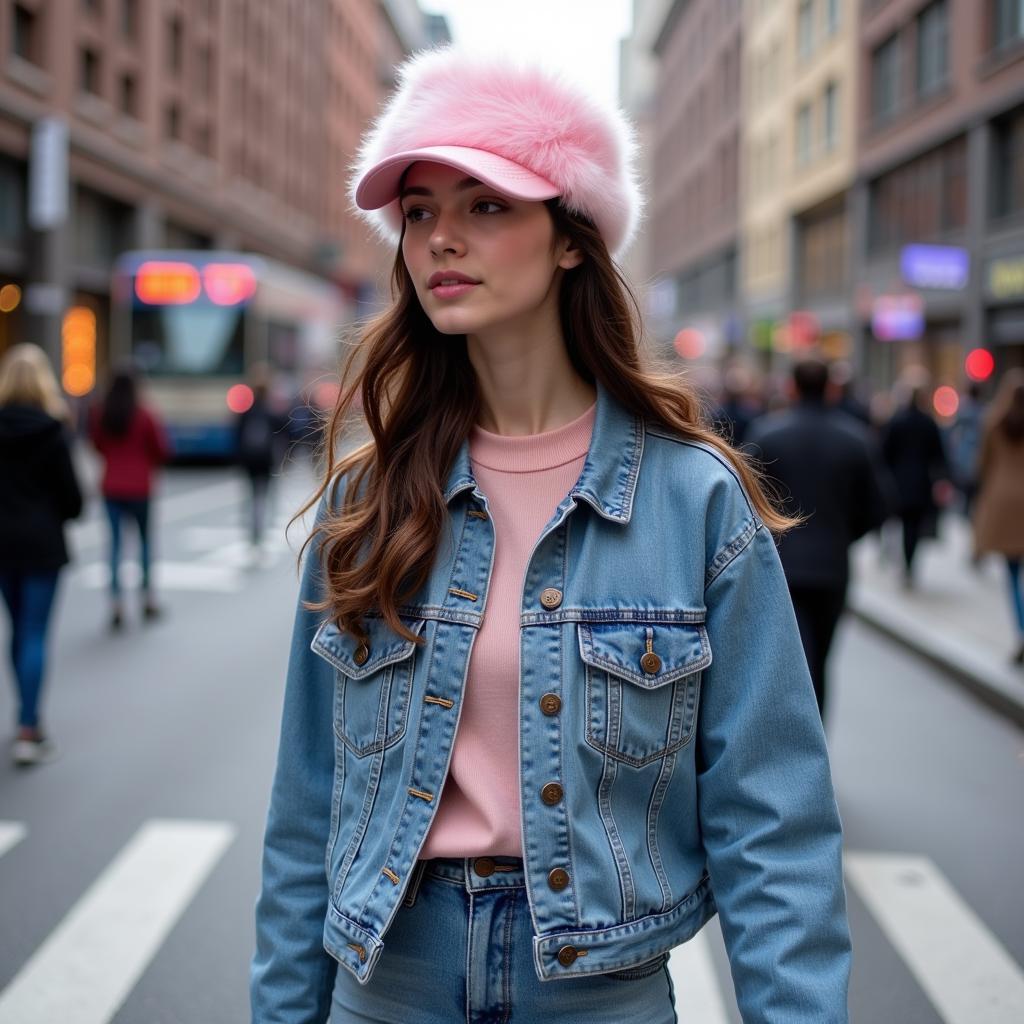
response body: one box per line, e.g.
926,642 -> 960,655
443,376 -> 643,524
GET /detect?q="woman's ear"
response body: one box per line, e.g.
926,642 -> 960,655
557,239 -> 584,271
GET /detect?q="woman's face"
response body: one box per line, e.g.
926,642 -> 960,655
399,161 -> 581,338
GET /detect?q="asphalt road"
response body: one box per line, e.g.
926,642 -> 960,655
0,460 -> 1020,1024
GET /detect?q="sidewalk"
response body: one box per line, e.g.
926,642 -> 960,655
848,515 -> 1024,727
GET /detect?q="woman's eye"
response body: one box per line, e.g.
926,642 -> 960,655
474,200 -> 506,214
402,207 -> 430,223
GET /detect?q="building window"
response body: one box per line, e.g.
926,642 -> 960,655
197,44 -> 213,94
81,0 -> 102,16
916,0 -> 948,98
825,0 -> 840,35
119,73 -> 136,117
165,102 -> 181,141
992,106 -> 1024,220
871,33 -> 901,125
798,205 -> 847,301
798,0 -> 815,60
869,135 -> 967,253
121,0 -> 137,40
80,47 -> 101,96
823,81 -> 839,152
796,101 -> 813,166
993,0 -> 1024,50
12,3 -> 40,64
167,15 -> 183,74
0,157 -> 25,247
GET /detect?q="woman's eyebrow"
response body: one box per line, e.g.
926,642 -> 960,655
399,176 -> 485,200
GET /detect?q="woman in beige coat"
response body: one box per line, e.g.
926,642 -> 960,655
973,368 -> 1024,664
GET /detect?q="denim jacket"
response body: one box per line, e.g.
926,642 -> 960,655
251,377 -> 851,1022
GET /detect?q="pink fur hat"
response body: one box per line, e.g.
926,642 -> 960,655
350,46 -> 643,256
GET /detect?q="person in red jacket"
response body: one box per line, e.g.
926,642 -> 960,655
88,369 -> 170,629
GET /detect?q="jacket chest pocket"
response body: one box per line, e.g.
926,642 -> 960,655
311,616 -> 426,758
578,620 -> 711,768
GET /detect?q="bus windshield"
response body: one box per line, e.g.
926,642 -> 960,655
130,304 -> 245,377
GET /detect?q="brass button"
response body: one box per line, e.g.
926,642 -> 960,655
539,587 -> 563,609
541,783 -> 563,805
548,867 -> 570,891
640,651 -> 661,674
557,945 -> 579,966
353,643 -> 370,666
473,857 -> 496,877
539,693 -> 562,715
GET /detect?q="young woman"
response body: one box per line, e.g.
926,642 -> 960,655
0,344 -> 83,766
88,368 -> 170,629
972,369 -> 1024,664
251,47 -> 851,1023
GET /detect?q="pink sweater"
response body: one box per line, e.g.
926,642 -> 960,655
419,399 -> 597,859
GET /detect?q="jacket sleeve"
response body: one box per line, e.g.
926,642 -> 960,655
250,502 -> 338,1022
697,518 -> 851,1023
849,435 -> 891,541
145,408 -> 172,464
52,429 -> 84,522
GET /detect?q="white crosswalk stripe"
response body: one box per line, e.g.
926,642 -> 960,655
0,822 -> 26,859
0,819 -> 235,1024
845,852 -> 1024,1024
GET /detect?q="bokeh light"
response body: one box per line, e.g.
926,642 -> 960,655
673,328 -> 706,360
933,385 -> 959,419
964,348 -> 995,382
0,283 -> 21,313
226,383 -> 254,413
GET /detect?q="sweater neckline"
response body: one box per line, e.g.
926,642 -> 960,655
469,400 -> 596,473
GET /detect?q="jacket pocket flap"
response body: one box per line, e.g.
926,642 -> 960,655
578,621 -> 711,689
311,616 -> 425,680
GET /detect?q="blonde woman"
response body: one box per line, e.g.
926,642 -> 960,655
0,343 -> 83,766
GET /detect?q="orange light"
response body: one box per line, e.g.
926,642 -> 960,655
0,283 -> 21,313
964,348 -> 995,382
203,263 -> 257,306
135,262 -> 202,305
226,383 -> 254,414
673,328 -> 706,360
933,385 -> 959,419
61,306 -> 96,397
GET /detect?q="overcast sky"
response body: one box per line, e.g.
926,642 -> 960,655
418,0 -> 634,107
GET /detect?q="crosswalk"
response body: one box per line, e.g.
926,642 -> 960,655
0,825 -> 1020,1023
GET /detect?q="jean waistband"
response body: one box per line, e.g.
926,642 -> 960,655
419,855 -> 526,893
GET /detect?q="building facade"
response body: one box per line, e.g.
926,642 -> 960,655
855,0 -> 1024,386
649,0 -> 744,361
0,0 -> 447,377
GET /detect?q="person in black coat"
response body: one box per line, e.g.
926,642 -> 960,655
0,344 -> 84,767
746,357 -> 891,720
881,382 -> 951,586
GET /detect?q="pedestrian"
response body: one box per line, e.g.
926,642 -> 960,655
746,357 -> 891,720
234,363 -> 288,559
0,344 -> 84,766
88,368 -> 170,629
881,376 -> 951,587
251,46 -> 850,1023
972,368 -> 1024,665
948,381 -> 986,520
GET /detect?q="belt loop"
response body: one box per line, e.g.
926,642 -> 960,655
402,858 -> 429,908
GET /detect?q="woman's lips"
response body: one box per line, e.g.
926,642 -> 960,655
430,282 -> 478,299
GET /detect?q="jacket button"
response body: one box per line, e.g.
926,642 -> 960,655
541,782 -> 563,805
640,651 -> 661,674
548,867 -> 570,891
539,693 -> 562,715
353,643 -> 370,666
557,945 -> 579,966
539,587 -> 563,609
473,857 -> 496,877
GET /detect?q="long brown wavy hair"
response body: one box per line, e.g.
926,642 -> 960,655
295,201 -> 794,647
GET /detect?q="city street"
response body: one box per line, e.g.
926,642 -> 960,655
0,460 -> 1021,1024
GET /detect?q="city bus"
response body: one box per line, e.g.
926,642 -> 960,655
110,250 -> 350,458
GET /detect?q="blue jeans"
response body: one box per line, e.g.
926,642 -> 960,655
104,498 -> 152,596
329,856 -> 678,1023
0,570 -> 61,729
1008,559 -> 1024,635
